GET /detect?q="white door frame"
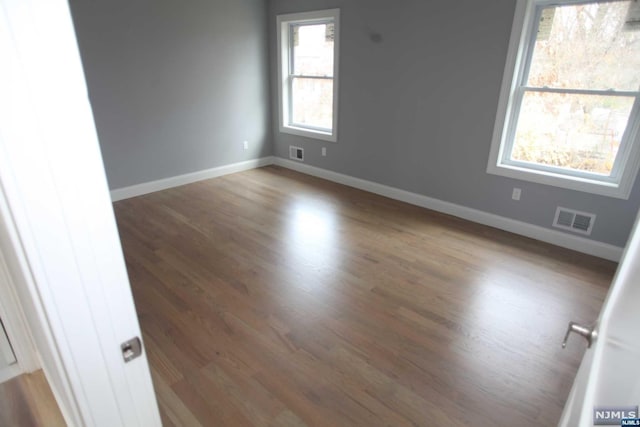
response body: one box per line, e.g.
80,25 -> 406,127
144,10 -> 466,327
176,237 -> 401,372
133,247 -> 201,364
0,0 -> 161,425
0,180 -> 82,425
0,229 -> 39,383
0,184 -> 41,383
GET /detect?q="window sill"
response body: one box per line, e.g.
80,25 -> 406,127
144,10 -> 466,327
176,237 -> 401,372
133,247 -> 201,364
279,125 -> 337,143
487,162 -> 633,200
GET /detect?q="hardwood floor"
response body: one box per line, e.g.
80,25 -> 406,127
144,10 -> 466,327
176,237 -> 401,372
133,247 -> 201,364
0,370 -> 65,427
113,165 -> 616,427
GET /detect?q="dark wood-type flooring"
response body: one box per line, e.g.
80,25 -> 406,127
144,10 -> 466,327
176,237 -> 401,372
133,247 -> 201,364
113,165 -> 615,427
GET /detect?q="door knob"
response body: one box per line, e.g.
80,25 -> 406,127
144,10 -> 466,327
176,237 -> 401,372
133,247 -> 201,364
562,321 -> 597,349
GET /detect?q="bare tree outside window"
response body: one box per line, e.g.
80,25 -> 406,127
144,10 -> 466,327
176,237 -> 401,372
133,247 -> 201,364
511,1 -> 640,175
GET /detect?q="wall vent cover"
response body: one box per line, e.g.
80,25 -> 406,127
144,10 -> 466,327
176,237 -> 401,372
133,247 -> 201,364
553,207 -> 596,235
289,146 -> 304,162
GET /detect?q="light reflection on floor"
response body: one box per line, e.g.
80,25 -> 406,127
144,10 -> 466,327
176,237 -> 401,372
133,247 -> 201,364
469,271 -> 539,329
283,197 -> 341,290
456,269 -> 567,387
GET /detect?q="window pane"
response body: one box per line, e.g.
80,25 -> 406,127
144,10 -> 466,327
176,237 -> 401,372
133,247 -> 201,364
292,23 -> 334,77
527,1 -> 640,91
511,91 -> 635,175
291,77 -> 333,130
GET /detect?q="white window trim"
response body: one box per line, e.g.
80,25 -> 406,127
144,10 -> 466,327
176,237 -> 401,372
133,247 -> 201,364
277,9 -> 340,143
487,0 -> 640,200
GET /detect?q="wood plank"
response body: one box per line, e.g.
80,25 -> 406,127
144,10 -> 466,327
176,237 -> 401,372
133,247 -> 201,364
0,370 -> 65,427
114,166 -> 615,427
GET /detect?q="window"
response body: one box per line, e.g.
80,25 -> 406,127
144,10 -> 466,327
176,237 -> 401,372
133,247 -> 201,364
488,0 -> 640,199
277,9 -> 340,142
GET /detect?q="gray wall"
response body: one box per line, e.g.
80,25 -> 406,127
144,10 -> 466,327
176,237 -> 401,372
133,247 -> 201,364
269,0 -> 640,248
70,0 -> 272,190
70,0 -> 640,248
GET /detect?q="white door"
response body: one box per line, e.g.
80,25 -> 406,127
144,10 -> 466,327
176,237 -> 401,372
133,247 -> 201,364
0,0 -> 161,425
560,210 -> 640,426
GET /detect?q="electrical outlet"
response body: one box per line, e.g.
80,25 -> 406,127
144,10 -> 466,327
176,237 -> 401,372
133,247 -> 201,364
322,147 -> 327,157
243,141 -> 248,150
512,188 -> 522,201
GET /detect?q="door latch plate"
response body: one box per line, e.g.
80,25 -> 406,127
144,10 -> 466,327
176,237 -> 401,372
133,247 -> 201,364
121,337 -> 142,362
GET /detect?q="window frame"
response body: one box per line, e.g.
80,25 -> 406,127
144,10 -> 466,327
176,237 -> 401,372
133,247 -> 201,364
487,0 -> 640,199
277,9 -> 340,143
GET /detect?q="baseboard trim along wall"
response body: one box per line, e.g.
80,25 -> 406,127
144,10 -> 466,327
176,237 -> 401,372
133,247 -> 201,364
273,158 -> 623,262
110,157 -> 274,202
109,155 -> 623,261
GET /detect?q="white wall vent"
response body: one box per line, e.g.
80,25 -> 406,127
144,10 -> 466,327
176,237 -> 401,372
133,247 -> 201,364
289,146 -> 304,162
553,207 -> 596,235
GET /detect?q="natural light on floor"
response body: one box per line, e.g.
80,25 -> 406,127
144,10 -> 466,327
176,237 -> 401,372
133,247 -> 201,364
285,199 -> 340,288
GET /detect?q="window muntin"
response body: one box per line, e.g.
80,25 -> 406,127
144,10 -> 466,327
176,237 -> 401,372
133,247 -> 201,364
277,10 -> 339,142
489,0 -> 640,198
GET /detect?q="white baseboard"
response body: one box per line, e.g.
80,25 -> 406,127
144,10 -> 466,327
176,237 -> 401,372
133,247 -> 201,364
110,157 -> 275,201
273,157 -> 623,262
110,155 -> 623,261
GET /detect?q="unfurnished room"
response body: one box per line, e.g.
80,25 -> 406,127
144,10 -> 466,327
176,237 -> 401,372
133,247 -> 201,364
1,0 -> 640,426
